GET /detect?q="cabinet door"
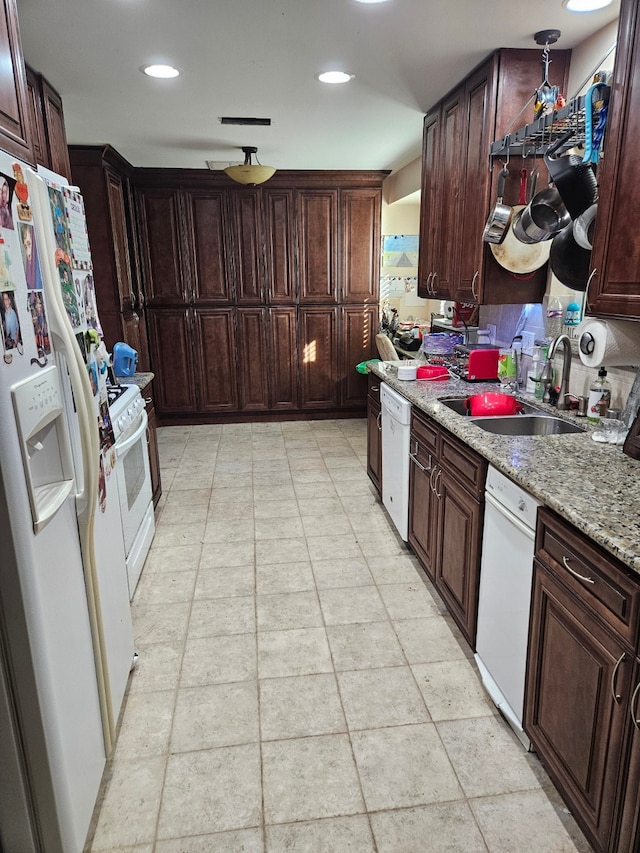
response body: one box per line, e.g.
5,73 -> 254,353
525,562 -> 631,851
185,190 -> 231,304
40,78 -> 71,180
229,189 -> 264,304
367,396 -> 382,495
435,470 -> 483,645
340,188 -> 381,303
586,0 -> 640,319
263,189 -> 296,304
430,91 -> 462,299
105,168 -> 135,313
455,61 -> 496,304
408,459 -> 438,581
417,110 -> 440,299
338,305 -> 378,408
269,307 -> 298,410
141,385 -> 162,508
121,311 -> 150,373
137,189 -> 187,305
193,308 -> 239,413
0,0 -> 35,164
237,307 -> 269,411
25,66 -> 47,167
297,189 -> 338,303
146,308 -> 196,414
299,306 -> 338,409
614,659 -> 640,853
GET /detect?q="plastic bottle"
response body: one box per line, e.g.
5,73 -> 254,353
586,366 -> 612,424
546,296 -> 564,340
527,345 -> 545,396
564,301 -> 582,327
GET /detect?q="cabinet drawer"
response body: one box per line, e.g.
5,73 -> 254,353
367,371 -> 381,403
439,430 -> 487,498
536,508 -> 640,648
411,409 -> 439,463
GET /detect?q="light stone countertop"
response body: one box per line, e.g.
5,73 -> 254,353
120,372 -> 154,392
370,362 -> 640,574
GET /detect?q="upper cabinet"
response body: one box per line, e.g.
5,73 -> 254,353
25,66 -> 70,179
0,0 -> 34,164
586,0 -> 640,320
418,48 -> 571,305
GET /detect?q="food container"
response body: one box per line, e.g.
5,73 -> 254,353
397,363 -> 419,381
465,393 -> 524,417
416,365 -> 449,381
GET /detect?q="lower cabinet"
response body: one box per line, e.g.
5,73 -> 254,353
525,508 -> 640,853
615,659 -> 640,852
366,373 -> 381,494
141,381 -> 162,508
299,307 -> 338,410
407,408 -> 486,646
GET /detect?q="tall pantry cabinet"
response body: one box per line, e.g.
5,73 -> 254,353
135,171 -> 383,423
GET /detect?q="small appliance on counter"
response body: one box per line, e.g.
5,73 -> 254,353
452,344 -> 500,382
112,342 -> 138,378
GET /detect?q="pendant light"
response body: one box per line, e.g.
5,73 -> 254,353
224,146 -> 276,186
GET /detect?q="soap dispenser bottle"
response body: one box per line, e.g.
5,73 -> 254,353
587,366 -> 612,424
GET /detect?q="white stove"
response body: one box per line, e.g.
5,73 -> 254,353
107,383 -> 145,440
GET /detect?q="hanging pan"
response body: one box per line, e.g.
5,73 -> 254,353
490,168 -> 551,274
483,165 -> 512,244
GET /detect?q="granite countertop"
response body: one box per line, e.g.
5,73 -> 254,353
122,372 -> 154,391
370,362 -> 640,574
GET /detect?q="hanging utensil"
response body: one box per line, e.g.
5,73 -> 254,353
490,168 -> 551,274
483,165 -> 512,244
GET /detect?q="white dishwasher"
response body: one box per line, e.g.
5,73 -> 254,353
475,465 -> 541,749
380,383 -> 412,541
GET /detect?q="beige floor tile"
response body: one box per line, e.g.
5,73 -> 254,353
164,488 -> 212,508
155,828 -> 264,852
171,682 -> 259,752
256,561 -> 316,594
327,621 -> 405,671
198,540 -> 255,569
255,537 -> 309,566
306,533 -> 364,562
265,815 -> 374,852
311,557 -> 374,589
293,481 -> 339,500
257,591 -> 323,631
171,470 -> 215,490
394,615 -> 470,664
144,543 -> 202,574
181,634 -> 257,687
114,690 -> 174,759
203,516 -> 255,543
318,585 -> 387,625
378,582 -> 442,620
365,554 -> 425,585
351,723 -> 463,811
253,484 -> 297,501
188,596 -> 256,638
291,469 -> 333,485
127,642 -> 183,695
412,659 -> 496,721
301,513 -> 352,537
215,460 -> 253,474
253,499 -> 300,519
259,673 -> 346,740
438,716 -> 541,798
151,521 -> 205,548
158,445 -> 185,467
157,745 -> 262,838
131,602 -> 190,649
133,570 -> 197,606
337,666 -> 430,730
209,486 -> 252,506
329,466 -> 367,483
262,734 -> 364,824
257,627 -> 333,678
356,530 -> 408,558
253,469 -> 292,485
333,478 -> 379,498
297,497 -> 344,517
91,756 -> 166,849
212,472 -> 253,490
189,424 -> 223,438
369,802 -> 487,853
194,564 -> 255,600
254,516 -> 305,540
470,789 -> 584,852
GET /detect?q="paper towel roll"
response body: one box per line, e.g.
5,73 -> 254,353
578,318 -> 640,367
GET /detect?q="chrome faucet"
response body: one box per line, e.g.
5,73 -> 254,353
547,334 -> 572,410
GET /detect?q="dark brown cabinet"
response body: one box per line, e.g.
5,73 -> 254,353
146,308 -> 196,414
586,0 -> 640,319
300,306 -> 338,410
268,307 -> 298,411
366,373 -> 381,495
297,189 -> 338,304
230,189 -> 264,305
407,409 -> 486,645
614,659 -> 640,852
186,189 -> 232,304
0,0 -> 35,164
263,189 -> 296,304
137,188 -> 186,306
237,308 -> 268,411
141,381 -> 162,508
525,508 -> 640,853
193,308 -> 239,413
339,304 -> 378,408
418,49 -> 570,305
25,66 -> 70,178
340,188 -> 381,303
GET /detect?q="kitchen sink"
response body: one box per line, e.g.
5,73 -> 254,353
472,416 -> 585,436
439,397 -> 545,417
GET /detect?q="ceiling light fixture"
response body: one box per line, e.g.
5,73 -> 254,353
317,71 -> 355,85
141,64 -> 181,78
354,0 -> 391,3
562,0 -> 613,11
224,146 -> 276,186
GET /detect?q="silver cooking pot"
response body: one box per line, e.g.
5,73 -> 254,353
513,187 -> 571,244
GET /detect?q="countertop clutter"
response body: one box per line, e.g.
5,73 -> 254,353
370,362 -> 640,574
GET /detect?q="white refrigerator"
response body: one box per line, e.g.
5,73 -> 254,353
0,152 -> 134,852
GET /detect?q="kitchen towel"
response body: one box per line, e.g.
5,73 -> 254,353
578,318 -> 640,367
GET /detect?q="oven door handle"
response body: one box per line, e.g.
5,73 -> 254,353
115,409 -> 148,457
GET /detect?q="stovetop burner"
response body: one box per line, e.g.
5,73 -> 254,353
107,384 -> 129,406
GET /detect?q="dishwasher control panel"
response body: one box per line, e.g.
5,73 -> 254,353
485,466 -> 540,529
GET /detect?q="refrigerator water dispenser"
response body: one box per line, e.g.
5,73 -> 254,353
11,365 -> 75,533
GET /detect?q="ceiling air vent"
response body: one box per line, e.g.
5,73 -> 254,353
219,117 -> 271,126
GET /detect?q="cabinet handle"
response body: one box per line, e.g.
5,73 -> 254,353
431,272 -> 438,296
430,465 -> 442,498
371,385 -> 379,392
585,267 -> 597,313
611,652 -> 626,704
630,681 -> 640,731
409,440 -> 431,473
471,270 -> 479,301
130,289 -> 137,310
424,272 -> 433,295
376,411 -> 382,431
562,555 -> 595,584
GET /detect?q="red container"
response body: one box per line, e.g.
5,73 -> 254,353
417,365 -> 449,381
465,393 -> 524,416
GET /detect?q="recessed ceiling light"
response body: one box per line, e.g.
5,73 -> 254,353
317,71 -> 355,84
563,0 -> 612,11
141,64 -> 181,79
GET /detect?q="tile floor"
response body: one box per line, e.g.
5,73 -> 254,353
87,419 -> 594,853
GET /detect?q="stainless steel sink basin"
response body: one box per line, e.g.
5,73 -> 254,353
472,416 -> 585,436
439,397 -> 544,416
